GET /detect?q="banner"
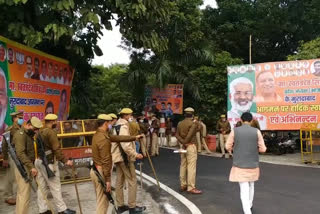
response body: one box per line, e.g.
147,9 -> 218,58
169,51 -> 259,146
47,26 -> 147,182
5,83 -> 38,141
0,36 -> 74,137
144,84 -> 183,116
227,59 -> 320,130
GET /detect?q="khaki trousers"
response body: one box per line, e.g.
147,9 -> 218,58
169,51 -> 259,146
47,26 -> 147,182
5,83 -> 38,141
35,159 -> 67,213
180,144 -> 198,191
140,134 -> 147,156
166,134 -> 172,147
196,132 -> 202,152
219,134 -> 230,155
115,162 -> 137,208
151,133 -> 159,156
146,134 -> 151,154
4,156 -> 17,198
90,168 -> 109,214
15,167 -> 31,214
201,137 -> 212,153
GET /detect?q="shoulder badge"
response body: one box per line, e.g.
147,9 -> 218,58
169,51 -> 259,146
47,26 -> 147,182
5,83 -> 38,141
19,131 -> 23,134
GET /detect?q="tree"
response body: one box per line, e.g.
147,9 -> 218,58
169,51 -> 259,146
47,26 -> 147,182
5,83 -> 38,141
202,0 -> 320,63
288,37 -> 320,60
125,0 -> 214,100
187,51 -> 242,130
0,0 -> 175,117
69,64 -> 134,118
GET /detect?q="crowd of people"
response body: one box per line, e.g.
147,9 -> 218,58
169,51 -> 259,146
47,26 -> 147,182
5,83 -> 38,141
1,106 -> 266,214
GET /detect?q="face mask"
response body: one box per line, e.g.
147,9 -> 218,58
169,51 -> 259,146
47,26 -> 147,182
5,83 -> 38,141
128,118 -> 133,122
139,120 -> 143,123
52,123 -> 57,129
18,118 -> 24,125
108,124 -> 112,130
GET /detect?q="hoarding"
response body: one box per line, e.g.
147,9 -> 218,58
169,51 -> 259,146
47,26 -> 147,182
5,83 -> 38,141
227,59 -> 320,130
0,36 -> 74,138
144,84 -> 183,116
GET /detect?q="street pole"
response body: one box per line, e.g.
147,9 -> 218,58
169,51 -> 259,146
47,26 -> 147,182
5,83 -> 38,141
249,34 -> 252,64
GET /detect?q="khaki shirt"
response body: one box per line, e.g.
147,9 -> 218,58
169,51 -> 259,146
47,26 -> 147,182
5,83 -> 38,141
129,122 -> 140,136
39,126 -> 66,163
2,122 -> 20,160
138,122 -> 148,135
111,118 -> 137,163
176,118 -> 198,144
216,120 -> 231,134
92,128 -> 136,182
151,118 -> 160,134
14,127 -> 35,171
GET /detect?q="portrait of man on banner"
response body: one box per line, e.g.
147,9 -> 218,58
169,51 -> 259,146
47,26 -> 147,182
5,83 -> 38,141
228,76 -> 267,130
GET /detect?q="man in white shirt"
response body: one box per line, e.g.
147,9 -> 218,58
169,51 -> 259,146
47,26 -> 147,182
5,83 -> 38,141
24,56 -> 33,78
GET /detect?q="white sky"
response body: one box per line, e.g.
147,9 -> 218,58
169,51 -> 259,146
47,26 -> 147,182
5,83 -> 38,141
92,0 -> 217,67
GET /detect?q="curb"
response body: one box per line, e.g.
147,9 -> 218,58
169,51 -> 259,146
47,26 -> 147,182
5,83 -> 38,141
135,169 -> 202,214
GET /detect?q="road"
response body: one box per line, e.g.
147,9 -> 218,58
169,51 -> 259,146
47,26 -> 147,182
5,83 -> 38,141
142,148 -> 320,214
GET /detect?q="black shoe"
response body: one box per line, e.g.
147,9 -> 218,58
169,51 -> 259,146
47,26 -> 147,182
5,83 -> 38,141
118,205 -> 129,213
129,206 -> 146,214
40,211 -> 52,214
221,154 -> 225,158
58,209 -> 76,214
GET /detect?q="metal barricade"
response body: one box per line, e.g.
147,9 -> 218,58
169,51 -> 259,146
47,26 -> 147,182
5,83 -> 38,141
57,119 -> 97,183
300,123 -> 320,164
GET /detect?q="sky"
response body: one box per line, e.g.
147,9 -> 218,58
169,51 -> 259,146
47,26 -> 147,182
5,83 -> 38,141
92,0 -> 217,67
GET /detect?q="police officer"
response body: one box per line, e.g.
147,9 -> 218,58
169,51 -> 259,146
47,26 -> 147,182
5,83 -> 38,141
111,108 -> 146,214
35,114 -> 75,214
108,113 -> 118,127
138,117 -> 148,157
176,107 -> 202,194
2,111 -> 24,205
91,114 -> 142,214
150,114 -> 160,156
14,117 -> 43,214
216,114 -> 232,158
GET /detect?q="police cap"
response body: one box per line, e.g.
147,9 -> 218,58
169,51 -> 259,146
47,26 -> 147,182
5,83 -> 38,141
97,114 -> 112,121
184,107 -> 195,113
119,108 -> 133,114
220,114 -> 226,118
44,114 -> 58,121
108,113 -> 118,119
10,111 -> 23,117
30,117 -> 43,129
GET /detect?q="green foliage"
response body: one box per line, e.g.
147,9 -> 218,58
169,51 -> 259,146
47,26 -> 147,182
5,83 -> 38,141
187,52 -> 242,131
69,65 -> 134,118
203,0 -> 320,63
288,38 -> 320,60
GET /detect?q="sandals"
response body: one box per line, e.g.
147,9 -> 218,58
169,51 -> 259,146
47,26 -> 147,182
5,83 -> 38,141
180,186 -> 187,192
187,188 -> 202,194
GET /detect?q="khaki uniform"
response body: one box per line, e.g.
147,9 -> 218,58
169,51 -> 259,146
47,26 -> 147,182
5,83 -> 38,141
176,118 -> 198,191
144,122 -> 151,153
199,121 -> 211,153
111,118 -> 138,208
216,120 -> 231,155
165,120 -> 172,147
35,126 -> 67,213
151,118 -> 160,156
138,122 -> 148,156
3,123 -> 20,199
91,129 -> 136,213
14,127 -> 35,214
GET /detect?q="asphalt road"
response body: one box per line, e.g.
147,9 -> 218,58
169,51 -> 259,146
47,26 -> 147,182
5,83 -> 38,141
142,148 -> 320,214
